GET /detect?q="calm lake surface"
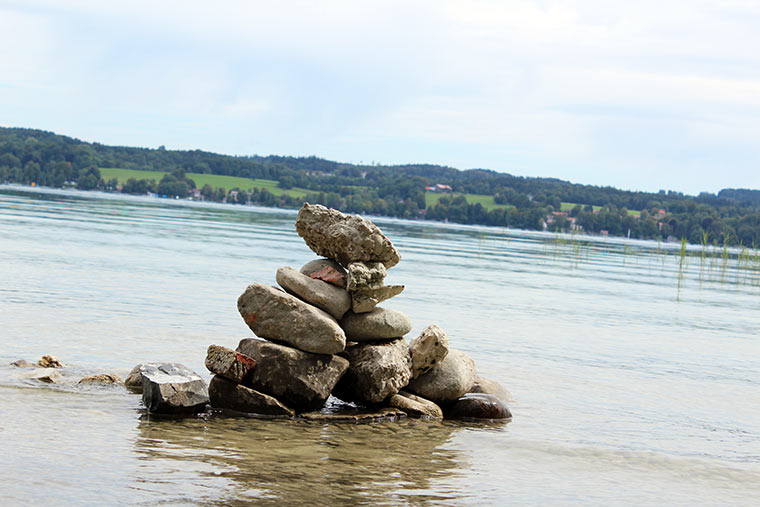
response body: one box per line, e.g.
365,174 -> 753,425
1,185 -> 759,505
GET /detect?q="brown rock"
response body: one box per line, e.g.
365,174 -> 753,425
406,349 -> 477,403
237,338 -> 349,411
300,258 -> 347,288
409,324 -> 450,378
445,393 -> 512,420
10,360 -> 36,368
351,284 -> 404,313
37,355 -> 64,368
295,203 -> 401,268
299,407 -> 406,423
333,338 -> 412,405
205,344 -> 256,383
471,377 -> 512,404
276,266 -> 351,319
237,283 -> 346,354
389,391 -> 443,419
78,373 -> 122,384
208,375 -> 295,417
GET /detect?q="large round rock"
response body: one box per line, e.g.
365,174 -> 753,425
339,308 -> 412,342
333,338 -> 412,405
276,266 -> 351,320
406,349 -> 477,403
237,338 -> 349,411
445,393 -> 512,420
295,203 -> 401,268
237,283 -> 346,354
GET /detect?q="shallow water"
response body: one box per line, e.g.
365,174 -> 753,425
1,185 -> 759,505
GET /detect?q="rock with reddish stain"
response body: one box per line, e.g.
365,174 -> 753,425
208,375 -> 295,417
237,283 -> 346,355
300,258 -> 347,288
295,203 -> 401,268
205,344 -> 256,383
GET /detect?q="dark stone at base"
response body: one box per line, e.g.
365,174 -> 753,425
141,363 -> 209,414
205,344 -> 256,383
208,376 -> 295,417
299,407 -> 406,423
444,393 -> 512,420
79,373 -> 122,384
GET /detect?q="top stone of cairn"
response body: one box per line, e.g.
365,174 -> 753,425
295,203 -> 401,268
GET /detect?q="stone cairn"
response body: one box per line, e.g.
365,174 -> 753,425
127,203 -> 512,421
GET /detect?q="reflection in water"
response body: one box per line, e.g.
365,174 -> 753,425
134,415 -> 464,505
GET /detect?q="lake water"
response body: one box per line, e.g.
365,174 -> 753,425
1,185 -> 759,505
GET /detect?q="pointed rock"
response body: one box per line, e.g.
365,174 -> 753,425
340,307 -> 412,341
276,266 -> 351,319
205,344 -> 256,384
351,285 -> 404,313
300,258 -> 347,288
333,338 -> 412,405
237,338 -> 349,411
409,324 -> 449,378
237,283 -> 346,354
208,375 -> 295,417
406,349 -> 477,403
295,203 -> 401,268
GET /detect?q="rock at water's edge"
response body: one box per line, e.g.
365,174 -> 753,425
21,368 -> 62,383
295,203 -> 401,268
79,373 -> 122,384
471,377 -> 512,404
37,355 -> 64,368
339,307 -> 412,342
276,266 -> 351,320
406,349 -> 477,403
300,258 -> 347,288
333,338 -> 412,405
10,360 -> 36,368
299,407 -> 406,423
237,283 -> 346,355
389,391 -> 443,419
409,324 -> 449,378
208,375 -> 295,417
445,393 -> 512,420
237,338 -> 349,411
125,363 -> 160,392
140,363 -> 209,414
205,344 -> 256,384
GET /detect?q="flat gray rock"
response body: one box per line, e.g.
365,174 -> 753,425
389,391 -> 443,419
237,338 -> 349,411
351,285 -> 404,313
276,266 -> 351,320
125,362 -> 160,392
409,324 -> 450,378
445,393 -> 512,420
333,338 -> 412,405
295,203 -> 401,268
346,261 -> 386,291
208,375 -> 295,417
237,283 -> 346,354
339,307 -> 412,341
300,258 -> 347,288
140,363 -> 209,414
205,344 -> 256,384
406,349 -> 477,403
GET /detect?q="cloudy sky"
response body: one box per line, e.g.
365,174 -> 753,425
1,0 -> 758,194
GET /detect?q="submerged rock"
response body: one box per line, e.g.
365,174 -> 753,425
409,324 -> 450,378
300,258 -> 347,288
445,393 -> 512,420
345,261 -> 387,291
470,377 -> 512,404
10,359 -> 36,368
340,308 -> 412,342
406,349 -> 477,403
79,373 -> 122,384
276,266 -> 351,320
237,338 -> 349,411
140,363 -> 209,415
21,368 -> 62,384
237,282 -> 346,354
37,355 -> 64,368
295,203 -> 401,268
350,285 -> 405,314
389,391 -> 443,419
299,407 -> 406,423
333,338 -> 412,405
208,375 -> 295,417
205,344 -> 256,384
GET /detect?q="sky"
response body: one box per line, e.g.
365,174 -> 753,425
1,0 -> 758,195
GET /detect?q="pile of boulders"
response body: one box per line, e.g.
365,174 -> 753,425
202,203 -> 512,421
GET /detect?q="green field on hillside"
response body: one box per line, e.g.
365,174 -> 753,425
99,168 -> 308,198
560,201 -> 640,216
425,192 -> 513,211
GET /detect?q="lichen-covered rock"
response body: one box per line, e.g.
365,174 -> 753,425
406,349 -> 477,403
389,391 -> 443,419
205,344 -> 256,383
140,363 -> 209,414
208,375 -> 295,417
350,285 -> 404,313
79,373 -> 122,384
333,338 -> 412,405
409,324 -> 450,378
346,261 -> 386,291
300,258 -> 347,288
237,283 -> 346,354
276,266 -> 351,320
339,308 -> 412,341
295,203 -> 401,268
237,338 -> 349,411
471,377 -> 512,404
37,355 -> 64,368
445,393 -> 512,420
